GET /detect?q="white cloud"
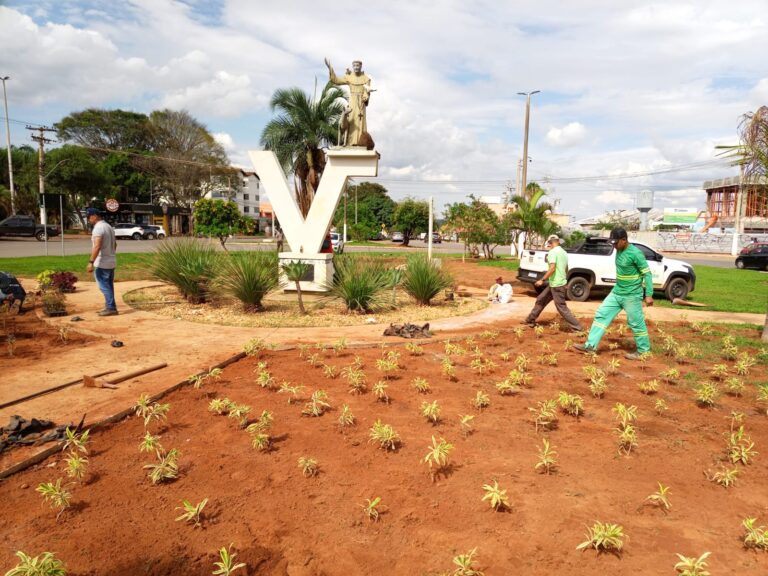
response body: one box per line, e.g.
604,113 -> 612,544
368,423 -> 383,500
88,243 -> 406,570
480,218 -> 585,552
213,132 -> 235,151
595,190 -> 633,205
546,122 -> 587,147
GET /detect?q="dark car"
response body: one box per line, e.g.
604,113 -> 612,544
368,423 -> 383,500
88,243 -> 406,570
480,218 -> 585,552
0,215 -> 59,241
739,242 -> 768,255
735,244 -> 768,270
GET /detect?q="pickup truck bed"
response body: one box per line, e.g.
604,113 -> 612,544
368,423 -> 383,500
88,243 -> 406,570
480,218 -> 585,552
518,238 -> 695,302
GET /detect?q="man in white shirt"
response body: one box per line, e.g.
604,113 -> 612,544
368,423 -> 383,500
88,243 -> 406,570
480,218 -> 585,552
86,208 -> 118,316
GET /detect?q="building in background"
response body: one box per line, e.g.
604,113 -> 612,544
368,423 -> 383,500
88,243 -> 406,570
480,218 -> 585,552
205,169 -> 261,225
704,176 -> 768,232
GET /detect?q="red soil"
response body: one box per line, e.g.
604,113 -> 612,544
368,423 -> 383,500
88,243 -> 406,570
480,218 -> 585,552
1,311 -> 94,364
1,321 -> 767,575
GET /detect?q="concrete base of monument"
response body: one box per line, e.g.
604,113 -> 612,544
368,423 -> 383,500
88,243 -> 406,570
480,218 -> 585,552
278,252 -> 335,293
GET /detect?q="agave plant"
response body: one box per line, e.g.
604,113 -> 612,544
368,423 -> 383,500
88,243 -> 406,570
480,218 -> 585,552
401,255 -> 453,305
150,238 -> 219,303
324,255 -> 391,313
214,251 -> 279,312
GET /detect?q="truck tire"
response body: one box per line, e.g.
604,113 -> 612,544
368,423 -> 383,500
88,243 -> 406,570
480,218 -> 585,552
35,230 -> 46,241
665,277 -> 689,301
566,276 -> 591,302
132,232 -> 142,240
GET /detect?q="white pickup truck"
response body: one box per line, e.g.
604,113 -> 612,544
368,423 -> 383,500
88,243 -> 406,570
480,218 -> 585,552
517,238 -> 696,301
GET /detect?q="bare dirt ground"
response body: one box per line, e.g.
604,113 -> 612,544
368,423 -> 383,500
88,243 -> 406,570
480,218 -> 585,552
1,321 -> 767,575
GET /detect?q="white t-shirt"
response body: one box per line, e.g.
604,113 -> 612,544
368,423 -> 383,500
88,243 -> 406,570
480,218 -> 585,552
497,283 -> 513,303
92,220 -> 117,269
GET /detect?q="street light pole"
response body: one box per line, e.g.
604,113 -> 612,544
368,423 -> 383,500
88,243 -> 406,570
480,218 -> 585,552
517,90 -> 540,198
1,76 -> 15,214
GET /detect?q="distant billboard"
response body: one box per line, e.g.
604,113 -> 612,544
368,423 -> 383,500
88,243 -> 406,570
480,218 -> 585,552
663,207 -> 698,224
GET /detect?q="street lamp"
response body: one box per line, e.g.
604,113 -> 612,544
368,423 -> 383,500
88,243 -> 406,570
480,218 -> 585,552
1,76 -> 15,214
517,90 -> 540,197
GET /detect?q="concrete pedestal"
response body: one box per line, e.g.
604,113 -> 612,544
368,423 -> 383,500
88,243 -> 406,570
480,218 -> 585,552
279,252 -> 334,293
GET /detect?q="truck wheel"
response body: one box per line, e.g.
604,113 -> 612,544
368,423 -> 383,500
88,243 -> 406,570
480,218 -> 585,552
735,259 -> 745,269
566,276 -> 591,301
132,232 -> 142,240
665,277 -> 689,301
35,230 -> 45,241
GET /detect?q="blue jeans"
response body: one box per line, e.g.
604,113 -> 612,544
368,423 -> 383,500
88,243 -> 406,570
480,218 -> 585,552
94,267 -> 116,310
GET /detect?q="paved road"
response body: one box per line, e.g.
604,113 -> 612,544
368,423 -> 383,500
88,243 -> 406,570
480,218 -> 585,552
0,237 -> 740,268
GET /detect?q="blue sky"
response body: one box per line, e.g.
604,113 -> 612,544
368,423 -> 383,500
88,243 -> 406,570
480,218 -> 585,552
1,0 -> 766,219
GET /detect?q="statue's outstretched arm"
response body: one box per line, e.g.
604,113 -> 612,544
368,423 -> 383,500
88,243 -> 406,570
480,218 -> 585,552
324,57 -> 344,85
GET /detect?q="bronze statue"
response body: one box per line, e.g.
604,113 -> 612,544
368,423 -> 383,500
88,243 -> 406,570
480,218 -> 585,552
325,58 -> 373,148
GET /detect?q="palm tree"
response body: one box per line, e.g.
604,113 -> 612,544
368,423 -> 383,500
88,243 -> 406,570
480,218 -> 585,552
505,183 -> 557,250
260,84 -> 347,217
281,261 -> 311,315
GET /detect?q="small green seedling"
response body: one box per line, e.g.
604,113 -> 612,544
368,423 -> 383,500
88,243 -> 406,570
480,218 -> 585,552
144,448 -> 180,484
227,403 -> 251,428
660,367 -> 680,383
645,482 -> 671,512
513,326 -> 525,339
423,436 -> 453,481
725,377 -> 745,396
243,337 -> 266,356
473,390 -> 490,410
175,498 -> 208,527
376,358 -> 398,379
361,497 -> 383,521
557,392 -> 584,417
495,378 -> 519,396
277,382 -> 305,404
515,353 -> 530,371
298,456 -> 319,478
612,403 -> 637,429
470,358 -> 497,375
709,364 -> 729,380
213,544 -> 246,576
332,338 -> 347,355
5,551 -> 67,576
444,340 -> 466,356
707,466 -> 738,488
727,426 -> 757,465
442,357 -> 457,381
674,551 -> 711,576
139,432 -> 163,456
735,353 -> 756,376
342,366 -> 366,394
338,404 -> 356,428
142,402 -> 170,428
412,377 -> 431,394
372,380 -> 390,403
321,364 -> 338,380
529,399 -> 558,431
616,424 -> 638,456
208,398 -> 229,415
421,400 -> 441,424
307,353 -> 321,367
369,420 -> 400,451
638,379 -> 659,395
742,517 -> 768,550
507,368 -> 532,388
62,427 -> 90,454
302,390 -> 331,417
451,548 -> 484,576
694,382 -> 718,408
459,414 -> 475,437
606,357 -> 621,374
534,438 -> 557,474
406,342 -> 424,356
64,453 -> 88,482
576,521 -> 626,553
481,480 -> 510,511
36,479 -> 71,518
499,351 -> 511,362
654,399 -> 669,415
589,374 -> 608,398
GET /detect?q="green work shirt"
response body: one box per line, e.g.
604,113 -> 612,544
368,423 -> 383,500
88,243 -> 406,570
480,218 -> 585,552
547,245 -> 568,288
613,244 -> 653,298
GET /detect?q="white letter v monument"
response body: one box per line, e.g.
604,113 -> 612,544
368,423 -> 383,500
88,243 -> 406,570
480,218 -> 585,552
249,148 -> 379,291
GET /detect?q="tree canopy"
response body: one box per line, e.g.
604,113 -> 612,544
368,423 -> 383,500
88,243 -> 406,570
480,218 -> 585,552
193,198 -> 249,250
332,181 -> 396,240
443,195 -> 510,258
393,197 -> 430,246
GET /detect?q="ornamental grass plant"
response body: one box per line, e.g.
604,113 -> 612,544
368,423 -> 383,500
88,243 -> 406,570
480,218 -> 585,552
402,255 -> 453,305
150,239 -> 219,303
214,251 -> 279,312
325,256 -> 392,313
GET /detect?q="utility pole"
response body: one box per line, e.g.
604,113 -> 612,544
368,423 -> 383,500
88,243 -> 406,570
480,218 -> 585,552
27,125 -> 56,254
1,76 -> 15,214
517,90 -> 540,197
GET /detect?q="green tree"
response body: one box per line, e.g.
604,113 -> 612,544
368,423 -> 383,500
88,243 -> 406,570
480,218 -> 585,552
101,152 -> 151,203
443,195 -> 509,259
193,198 -> 247,250
281,261 -> 311,315
392,197 -> 430,247
505,182 -> 559,250
54,108 -> 151,151
46,145 -> 109,229
719,106 -> 768,342
260,84 -> 346,217
333,182 -> 396,234
0,146 -> 41,217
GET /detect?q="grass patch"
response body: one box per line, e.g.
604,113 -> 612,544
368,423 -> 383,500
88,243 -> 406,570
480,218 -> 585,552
477,258 -> 520,272
655,266 -> 768,314
0,254 -> 155,282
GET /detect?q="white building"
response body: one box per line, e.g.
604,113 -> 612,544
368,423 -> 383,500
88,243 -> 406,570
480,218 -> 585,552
205,169 -> 261,222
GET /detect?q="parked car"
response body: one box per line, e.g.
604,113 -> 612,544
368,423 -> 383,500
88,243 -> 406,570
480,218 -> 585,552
427,232 -> 442,244
739,242 -> 768,255
142,225 -> 167,240
113,223 -> 146,240
518,237 -> 696,301
735,244 -> 768,270
0,215 -> 59,241
320,233 -> 333,254
391,231 -> 404,243
330,232 -> 344,254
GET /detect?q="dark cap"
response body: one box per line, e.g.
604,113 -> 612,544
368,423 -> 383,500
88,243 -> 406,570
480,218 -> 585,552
495,276 -> 503,283
609,227 -> 628,242
85,207 -> 101,216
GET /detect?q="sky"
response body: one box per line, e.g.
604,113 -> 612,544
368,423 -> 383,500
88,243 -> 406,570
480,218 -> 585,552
1,0 -> 767,220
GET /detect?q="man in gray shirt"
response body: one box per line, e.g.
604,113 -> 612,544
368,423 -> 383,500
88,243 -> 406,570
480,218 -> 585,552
86,208 -> 118,316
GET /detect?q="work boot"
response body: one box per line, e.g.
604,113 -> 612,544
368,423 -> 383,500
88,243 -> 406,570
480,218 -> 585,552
521,319 -> 537,327
572,343 -> 596,355
624,352 -> 642,360
98,309 -> 118,317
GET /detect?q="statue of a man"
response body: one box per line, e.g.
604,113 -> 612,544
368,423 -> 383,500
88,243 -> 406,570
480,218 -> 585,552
325,58 -> 372,147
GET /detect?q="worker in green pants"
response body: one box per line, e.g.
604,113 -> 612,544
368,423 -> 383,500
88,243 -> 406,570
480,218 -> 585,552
573,227 -> 653,360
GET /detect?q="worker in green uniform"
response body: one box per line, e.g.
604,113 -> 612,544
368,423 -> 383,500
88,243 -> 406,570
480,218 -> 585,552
573,228 -> 653,360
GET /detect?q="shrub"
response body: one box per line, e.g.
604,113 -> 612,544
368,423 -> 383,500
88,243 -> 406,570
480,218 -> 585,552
401,255 -> 452,305
325,256 -> 391,313
36,269 -> 55,290
214,251 -> 279,312
150,238 -> 219,303
50,271 -> 78,293
41,290 -> 66,315
5,551 -> 67,576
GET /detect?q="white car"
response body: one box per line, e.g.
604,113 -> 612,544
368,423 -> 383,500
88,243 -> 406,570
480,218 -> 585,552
518,237 -> 696,301
113,223 -> 145,240
142,225 -> 167,239
330,232 -> 344,254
